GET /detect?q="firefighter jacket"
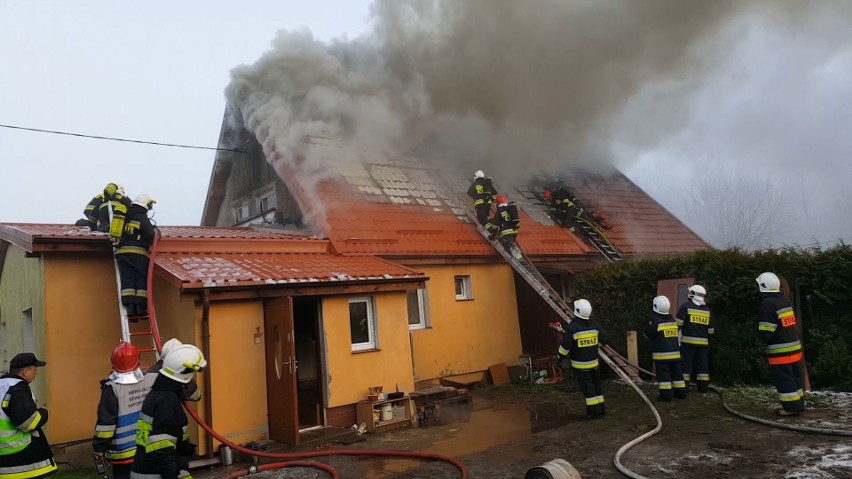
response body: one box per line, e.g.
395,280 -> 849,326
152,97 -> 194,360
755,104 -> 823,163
466,178 -> 497,206
675,301 -> 714,347
98,194 -> 132,233
552,188 -> 575,212
94,373 -> 156,464
758,293 -> 803,365
644,311 -> 681,361
130,375 -> 195,479
492,203 -> 520,237
0,375 -> 57,479
116,205 -> 155,257
557,318 -> 606,370
84,194 -> 105,230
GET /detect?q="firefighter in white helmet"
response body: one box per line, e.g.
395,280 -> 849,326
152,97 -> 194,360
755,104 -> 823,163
756,272 -> 805,416
146,339 -> 200,402
645,296 -> 687,402
675,284 -> 714,392
131,345 -> 206,479
557,299 -> 607,419
467,170 -> 498,226
114,194 -> 157,321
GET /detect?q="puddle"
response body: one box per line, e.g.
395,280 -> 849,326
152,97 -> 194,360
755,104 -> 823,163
364,399 -> 573,478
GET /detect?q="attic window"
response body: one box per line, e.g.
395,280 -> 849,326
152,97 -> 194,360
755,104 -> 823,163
454,276 -> 473,301
259,192 -> 276,212
234,202 -> 250,222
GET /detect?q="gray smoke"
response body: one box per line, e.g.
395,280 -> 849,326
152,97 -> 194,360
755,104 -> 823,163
226,0 -> 852,246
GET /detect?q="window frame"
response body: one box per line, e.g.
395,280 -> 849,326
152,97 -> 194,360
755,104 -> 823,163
407,288 -> 431,330
234,201 -> 250,222
349,296 -> 378,352
454,275 -> 473,301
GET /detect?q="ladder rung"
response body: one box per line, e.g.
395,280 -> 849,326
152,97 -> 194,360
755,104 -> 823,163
138,347 -> 157,353
130,330 -> 153,336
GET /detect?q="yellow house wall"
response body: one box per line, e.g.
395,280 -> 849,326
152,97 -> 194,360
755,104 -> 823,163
207,300 -> 268,444
406,263 -> 522,381
323,292 -> 414,407
0,247 -> 47,404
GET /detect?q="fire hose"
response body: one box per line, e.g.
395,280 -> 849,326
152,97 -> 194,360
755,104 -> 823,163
145,232 -> 469,478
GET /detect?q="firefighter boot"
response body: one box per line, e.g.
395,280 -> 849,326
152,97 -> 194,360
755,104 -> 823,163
125,304 -> 139,323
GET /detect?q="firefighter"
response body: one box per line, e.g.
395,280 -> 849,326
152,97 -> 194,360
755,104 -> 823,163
645,296 -> 687,402
486,196 -> 520,248
115,195 -> 156,321
130,344 -> 206,479
93,343 -> 156,479
552,186 -> 575,227
82,183 -> 123,232
675,285 -> 713,392
0,353 -> 57,479
96,183 -> 131,235
146,339 -> 201,403
466,170 -> 497,226
756,272 -> 805,416
557,299 -> 606,419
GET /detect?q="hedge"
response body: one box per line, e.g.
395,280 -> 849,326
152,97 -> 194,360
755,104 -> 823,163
574,245 -> 852,391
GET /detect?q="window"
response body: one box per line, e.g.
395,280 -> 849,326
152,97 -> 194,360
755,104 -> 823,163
454,275 -> 472,300
349,297 -> 377,351
259,192 -> 276,212
234,202 -> 250,222
677,284 -> 689,308
407,288 -> 430,330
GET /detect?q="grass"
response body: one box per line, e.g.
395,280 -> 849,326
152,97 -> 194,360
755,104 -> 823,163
54,467 -> 99,479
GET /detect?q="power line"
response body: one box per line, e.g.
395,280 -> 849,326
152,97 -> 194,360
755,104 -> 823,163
0,123 -> 243,153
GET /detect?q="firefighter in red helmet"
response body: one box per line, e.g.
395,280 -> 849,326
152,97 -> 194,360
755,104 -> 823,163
93,343 -> 155,479
485,196 -> 520,248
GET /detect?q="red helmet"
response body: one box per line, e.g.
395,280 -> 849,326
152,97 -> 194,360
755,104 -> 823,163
496,195 -> 507,205
542,190 -> 552,201
111,342 -> 140,373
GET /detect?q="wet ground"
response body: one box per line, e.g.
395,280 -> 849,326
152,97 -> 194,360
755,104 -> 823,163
197,380 -> 852,479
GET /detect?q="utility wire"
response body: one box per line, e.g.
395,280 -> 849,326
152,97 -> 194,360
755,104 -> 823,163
0,123 -> 243,153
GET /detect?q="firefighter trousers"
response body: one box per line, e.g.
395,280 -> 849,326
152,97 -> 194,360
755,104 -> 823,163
475,203 -> 491,226
574,367 -> 604,417
681,344 -> 710,392
116,253 -> 149,312
655,360 -> 687,401
769,361 -> 805,413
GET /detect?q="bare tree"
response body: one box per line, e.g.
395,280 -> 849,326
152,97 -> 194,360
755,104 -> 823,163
681,167 -> 789,250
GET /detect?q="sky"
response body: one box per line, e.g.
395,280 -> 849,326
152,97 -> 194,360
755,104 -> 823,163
2,1 -> 851,250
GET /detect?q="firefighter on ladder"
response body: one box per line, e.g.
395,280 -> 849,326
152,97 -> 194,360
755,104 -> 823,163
115,195 -> 156,321
756,272 -> 806,417
81,183 -> 127,232
93,343 -> 156,479
675,285 -> 713,392
130,344 -> 206,479
485,196 -> 520,248
557,299 -> 606,419
467,170 -> 497,226
645,296 -> 687,402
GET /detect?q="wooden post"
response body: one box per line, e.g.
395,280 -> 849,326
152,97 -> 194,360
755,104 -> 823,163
627,331 -> 638,369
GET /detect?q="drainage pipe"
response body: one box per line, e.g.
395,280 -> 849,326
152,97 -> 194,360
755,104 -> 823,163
201,288 -> 214,459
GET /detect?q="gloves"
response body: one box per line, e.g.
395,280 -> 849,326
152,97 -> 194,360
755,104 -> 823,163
37,408 -> 48,423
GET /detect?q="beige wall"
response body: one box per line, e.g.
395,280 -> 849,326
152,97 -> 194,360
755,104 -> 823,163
407,263 -> 523,381
323,292 -> 415,407
0,247 -> 46,401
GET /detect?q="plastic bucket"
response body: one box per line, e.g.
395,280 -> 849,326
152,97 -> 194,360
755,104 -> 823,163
380,403 -> 393,421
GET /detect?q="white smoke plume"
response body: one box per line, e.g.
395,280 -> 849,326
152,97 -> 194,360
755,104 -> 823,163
226,0 -> 852,246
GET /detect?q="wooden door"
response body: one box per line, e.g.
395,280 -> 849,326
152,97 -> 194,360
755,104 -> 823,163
264,297 -> 299,445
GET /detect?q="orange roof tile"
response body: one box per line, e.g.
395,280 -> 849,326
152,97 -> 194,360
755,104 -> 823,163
155,252 -> 425,289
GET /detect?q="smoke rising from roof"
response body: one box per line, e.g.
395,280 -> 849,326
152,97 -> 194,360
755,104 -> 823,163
226,0 -> 852,246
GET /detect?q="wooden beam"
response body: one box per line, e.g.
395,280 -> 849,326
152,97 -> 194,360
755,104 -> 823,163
180,280 -> 426,302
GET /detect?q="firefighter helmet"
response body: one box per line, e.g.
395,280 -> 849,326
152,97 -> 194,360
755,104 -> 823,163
496,195 -> 508,207
688,285 -> 706,305
160,344 -> 207,384
653,296 -> 671,314
133,194 -> 156,210
104,183 -> 119,197
160,338 -> 183,359
474,170 -> 484,179
116,184 -> 125,196
543,190 -> 552,201
756,272 -> 780,293
573,299 -> 592,319
111,342 -> 140,373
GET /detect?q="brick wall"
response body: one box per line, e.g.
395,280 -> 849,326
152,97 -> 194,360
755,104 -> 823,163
327,403 -> 357,428
657,278 -> 695,310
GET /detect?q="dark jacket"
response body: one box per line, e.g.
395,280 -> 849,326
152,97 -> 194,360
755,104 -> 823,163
84,194 -> 105,230
557,318 -> 606,370
466,177 -> 496,206
93,374 -> 157,464
116,204 -> 155,256
675,301 -> 713,347
130,375 -> 195,479
0,374 -> 57,479
644,311 -> 681,361
758,293 -> 803,365
492,203 -> 520,236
